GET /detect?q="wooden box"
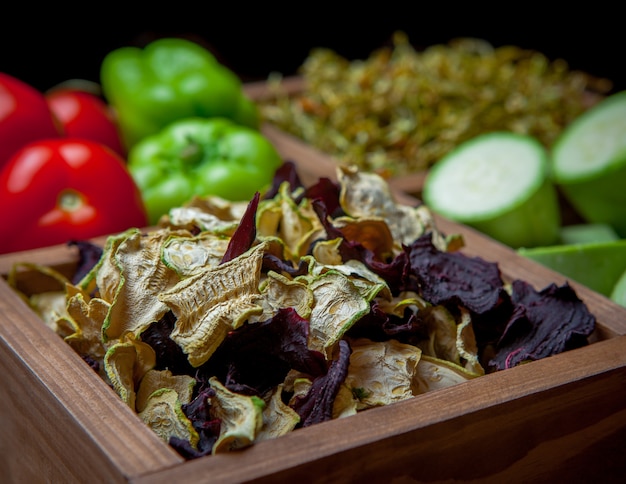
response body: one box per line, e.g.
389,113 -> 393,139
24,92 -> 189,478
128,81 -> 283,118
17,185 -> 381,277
2,91 -> 626,484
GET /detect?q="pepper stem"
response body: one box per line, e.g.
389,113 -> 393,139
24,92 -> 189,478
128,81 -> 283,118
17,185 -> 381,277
179,139 -> 204,166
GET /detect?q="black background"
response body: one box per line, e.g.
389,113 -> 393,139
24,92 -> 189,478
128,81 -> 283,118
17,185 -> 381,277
2,7 -> 624,94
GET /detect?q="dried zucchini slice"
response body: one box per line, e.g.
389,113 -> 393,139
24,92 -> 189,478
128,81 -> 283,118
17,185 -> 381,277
160,243 -> 266,367
209,377 -> 265,453
256,384 -> 301,442
344,338 -> 422,410
138,388 -> 199,448
136,369 -> 196,413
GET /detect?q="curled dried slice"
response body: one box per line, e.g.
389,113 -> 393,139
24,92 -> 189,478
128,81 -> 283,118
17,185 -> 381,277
7,262 -> 71,333
332,383 -> 359,419
336,165 -> 451,251
161,232 -> 231,277
100,229 -> 183,342
209,377 -> 265,453
331,216 -> 394,261
63,287 -> 110,365
253,271 -> 314,322
310,258 -> 392,302
413,355 -> 479,394
161,195 -> 249,234
104,334 -> 156,409
136,369 -> 197,413
375,291 -> 430,319
160,243 -> 266,367
344,338 -> 421,410
306,270 -> 370,356
257,181 -> 324,261
417,305 -> 460,363
456,307 -> 484,376
311,237 -> 344,265
138,388 -> 199,449
255,384 -> 301,442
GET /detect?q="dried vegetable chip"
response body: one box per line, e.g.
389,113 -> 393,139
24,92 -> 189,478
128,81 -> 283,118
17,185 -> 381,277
136,369 -> 197,413
209,377 -> 265,453
138,388 -> 199,448
159,242 -> 266,367
256,384 -> 301,442
161,232 -> 231,277
104,333 -> 156,409
17,162 -> 596,461
344,338 -> 422,410
413,355 -> 480,394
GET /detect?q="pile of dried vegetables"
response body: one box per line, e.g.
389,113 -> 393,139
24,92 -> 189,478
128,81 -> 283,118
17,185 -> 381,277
260,33 -> 613,176
11,162 -> 595,459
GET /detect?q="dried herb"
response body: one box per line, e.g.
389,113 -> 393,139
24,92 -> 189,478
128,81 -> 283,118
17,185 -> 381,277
260,33 -> 613,176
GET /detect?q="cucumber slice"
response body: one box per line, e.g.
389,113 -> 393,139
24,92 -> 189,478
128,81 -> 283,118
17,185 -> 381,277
423,132 -> 560,248
518,240 -> 626,297
559,223 -> 619,244
551,91 -> 626,237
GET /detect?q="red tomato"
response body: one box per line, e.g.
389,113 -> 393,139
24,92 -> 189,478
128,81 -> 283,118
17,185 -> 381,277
0,72 -> 63,169
46,88 -> 126,157
0,138 -> 148,254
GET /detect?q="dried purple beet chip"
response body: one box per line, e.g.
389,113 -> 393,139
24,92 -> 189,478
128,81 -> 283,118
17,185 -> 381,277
489,280 -> 596,370
406,233 -> 508,315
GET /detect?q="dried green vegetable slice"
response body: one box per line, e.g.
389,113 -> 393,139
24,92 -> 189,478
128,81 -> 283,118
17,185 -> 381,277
413,355 -> 480,394
104,334 -> 156,409
7,262 -> 71,332
136,369 -> 196,413
332,383 -> 359,419
63,288 -> 110,364
344,338 -> 422,410
417,305 -> 460,364
138,388 -> 199,448
376,291 -> 430,319
159,242 -> 266,367
253,271 -> 314,322
161,194 -> 249,234
257,181 -> 324,261
305,270 -> 370,356
309,258 -> 391,302
100,228 -> 183,342
311,237 -> 344,265
209,377 -> 265,453
161,232 -> 231,277
456,308 -> 484,376
255,384 -> 301,442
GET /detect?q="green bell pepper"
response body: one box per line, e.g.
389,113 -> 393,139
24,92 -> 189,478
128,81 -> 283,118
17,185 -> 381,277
100,37 -> 259,150
128,117 -> 283,224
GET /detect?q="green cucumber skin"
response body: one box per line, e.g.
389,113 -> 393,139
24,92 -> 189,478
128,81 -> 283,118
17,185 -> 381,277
550,91 -> 626,237
610,267 -> 626,307
471,177 -> 561,248
519,240 -> 626,297
558,162 -> 626,237
559,223 -> 620,244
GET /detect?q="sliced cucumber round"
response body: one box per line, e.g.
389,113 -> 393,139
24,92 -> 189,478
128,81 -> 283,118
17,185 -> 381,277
551,90 -> 626,237
423,131 -> 560,248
